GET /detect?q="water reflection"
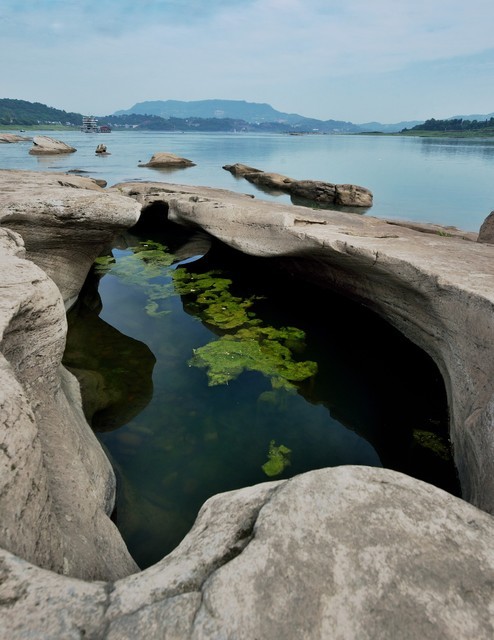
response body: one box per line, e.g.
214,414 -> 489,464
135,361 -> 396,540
419,137 -> 494,160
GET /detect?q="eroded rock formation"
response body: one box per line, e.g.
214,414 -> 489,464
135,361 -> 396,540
1,170 -> 494,637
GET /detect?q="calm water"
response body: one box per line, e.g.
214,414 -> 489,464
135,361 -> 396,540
1,129 -> 494,231
64,229 -> 459,569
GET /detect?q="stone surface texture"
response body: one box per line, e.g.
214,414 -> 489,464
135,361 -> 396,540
1,170 -> 494,637
0,169 -> 140,306
0,228 -> 138,581
28,135 -> 77,154
1,467 -> 494,639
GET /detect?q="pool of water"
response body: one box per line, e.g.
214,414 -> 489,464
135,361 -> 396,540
63,225 -> 460,569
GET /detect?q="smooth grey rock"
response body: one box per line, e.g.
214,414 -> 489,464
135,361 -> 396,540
28,135 -> 76,155
0,169 -> 140,304
1,172 -> 494,638
2,467 -> 493,639
0,229 -> 138,580
0,133 -> 31,143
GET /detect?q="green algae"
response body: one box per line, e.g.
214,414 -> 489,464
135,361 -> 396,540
173,269 -> 258,330
174,268 -> 318,389
92,250 -> 318,388
94,241 -> 177,317
412,429 -> 452,461
262,440 -> 292,476
189,326 -> 318,390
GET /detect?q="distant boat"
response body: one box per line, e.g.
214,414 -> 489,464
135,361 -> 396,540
81,116 -> 111,133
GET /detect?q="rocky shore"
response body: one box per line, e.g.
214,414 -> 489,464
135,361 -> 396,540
1,169 -> 494,638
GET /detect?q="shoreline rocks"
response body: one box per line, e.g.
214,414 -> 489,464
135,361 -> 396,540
223,162 -> 373,207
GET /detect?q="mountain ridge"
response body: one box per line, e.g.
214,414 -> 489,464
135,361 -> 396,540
113,99 -> 423,133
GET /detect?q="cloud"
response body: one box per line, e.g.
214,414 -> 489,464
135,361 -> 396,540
2,0 -> 494,120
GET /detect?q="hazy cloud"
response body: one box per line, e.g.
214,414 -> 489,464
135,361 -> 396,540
2,0 -> 493,121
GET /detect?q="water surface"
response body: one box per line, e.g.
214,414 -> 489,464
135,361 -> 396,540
1,129 -> 493,230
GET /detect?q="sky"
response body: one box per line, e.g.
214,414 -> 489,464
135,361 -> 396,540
1,0 -> 494,124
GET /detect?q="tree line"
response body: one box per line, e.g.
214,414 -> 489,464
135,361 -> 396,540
403,117 -> 494,132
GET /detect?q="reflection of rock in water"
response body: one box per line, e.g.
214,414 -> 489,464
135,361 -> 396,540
63,273 -> 156,432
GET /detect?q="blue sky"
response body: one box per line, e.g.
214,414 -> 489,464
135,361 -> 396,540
2,0 -> 494,123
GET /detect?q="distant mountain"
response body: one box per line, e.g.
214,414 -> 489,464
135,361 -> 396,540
114,99 -> 427,133
114,99 -> 361,133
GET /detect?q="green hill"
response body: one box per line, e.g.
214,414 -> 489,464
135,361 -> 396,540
0,98 -> 83,126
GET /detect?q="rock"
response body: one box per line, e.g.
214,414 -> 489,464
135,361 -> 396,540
138,152 -> 196,168
223,163 -> 373,207
2,171 -> 494,637
244,171 -> 294,190
222,163 -> 263,176
478,211 -> 494,244
28,135 -> 76,155
1,467 -> 494,638
0,228 -> 139,580
0,133 -> 32,143
0,169 -> 140,305
95,143 -> 110,155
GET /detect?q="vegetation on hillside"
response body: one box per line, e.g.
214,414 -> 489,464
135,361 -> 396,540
401,117 -> 494,137
0,98 -> 83,126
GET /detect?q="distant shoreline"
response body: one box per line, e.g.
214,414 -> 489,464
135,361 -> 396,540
1,124 -> 494,139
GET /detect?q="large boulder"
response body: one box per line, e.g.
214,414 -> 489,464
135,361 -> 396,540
478,210 -> 494,244
28,135 -> 76,155
1,467 -> 494,638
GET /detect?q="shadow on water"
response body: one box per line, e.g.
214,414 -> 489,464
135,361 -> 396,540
64,224 -> 460,569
